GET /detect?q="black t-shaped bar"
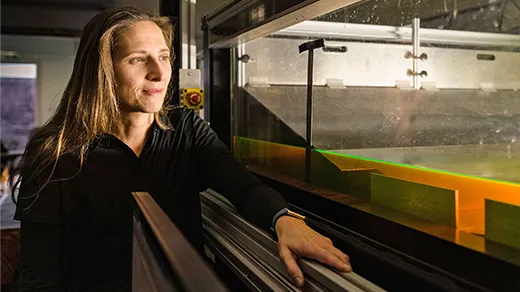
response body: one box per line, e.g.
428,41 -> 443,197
298,38 -> 325,53
298,38 -> 324,183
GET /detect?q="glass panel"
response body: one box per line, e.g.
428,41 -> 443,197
230,0 -> 520,261
232,38 -> 308,182
281,2 -> 520,184
294,0 -> 520,236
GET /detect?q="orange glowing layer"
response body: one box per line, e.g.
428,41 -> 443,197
234,137 -> 520,235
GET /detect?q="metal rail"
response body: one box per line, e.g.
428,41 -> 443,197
201,190 -> 385,291
132,192 -> 227,292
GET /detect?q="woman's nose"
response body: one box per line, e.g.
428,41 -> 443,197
146,59 -> 165,82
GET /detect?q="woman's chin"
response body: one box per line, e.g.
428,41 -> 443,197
121,105 -> 163,115
141,101 -> 165,114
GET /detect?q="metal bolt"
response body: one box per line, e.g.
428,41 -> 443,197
238,54 -> 251,63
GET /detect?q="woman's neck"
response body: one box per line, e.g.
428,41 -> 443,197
116,112 -> 154,157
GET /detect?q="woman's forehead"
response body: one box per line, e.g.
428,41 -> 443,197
117,21 -> 168,52
120,21 -> 164,40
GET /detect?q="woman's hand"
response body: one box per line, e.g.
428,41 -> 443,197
275,216 -> 352,287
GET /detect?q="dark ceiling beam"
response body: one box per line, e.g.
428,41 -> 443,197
1,5 -> 102,37
1,0 -> 114,11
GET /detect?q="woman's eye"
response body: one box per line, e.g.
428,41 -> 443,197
160,55 -> 170,61
129,57 -> 145,64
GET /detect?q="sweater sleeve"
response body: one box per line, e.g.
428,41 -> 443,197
14,170 -> 62,291
16,221 -> 61,292
192,113 -> 289,232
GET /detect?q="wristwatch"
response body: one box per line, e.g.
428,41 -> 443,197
270,207 -> 306,232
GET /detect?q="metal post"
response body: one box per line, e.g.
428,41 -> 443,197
305,49 -> 314,183
202,18 -> 211,122
189,0 -> 196,69
412,18 -> 420,90
180,0 -> 197,69
299,39 -> 324,183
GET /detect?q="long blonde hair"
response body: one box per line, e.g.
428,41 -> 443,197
11,7 -> 175,202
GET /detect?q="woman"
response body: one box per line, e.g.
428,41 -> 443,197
12,7 -> 351,291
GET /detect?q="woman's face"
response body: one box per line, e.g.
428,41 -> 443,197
113,20 -> 172,114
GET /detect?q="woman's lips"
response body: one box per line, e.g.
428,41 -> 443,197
143,88 -> 164,95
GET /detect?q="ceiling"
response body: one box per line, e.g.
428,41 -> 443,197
1,0 -> 115,37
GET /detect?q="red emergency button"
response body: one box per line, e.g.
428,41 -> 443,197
188,93 -> 201,105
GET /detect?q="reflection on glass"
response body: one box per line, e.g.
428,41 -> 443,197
316,0 -> 520,34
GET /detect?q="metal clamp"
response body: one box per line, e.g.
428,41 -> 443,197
407,69 -> 428,78
405,51 -> 427,60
